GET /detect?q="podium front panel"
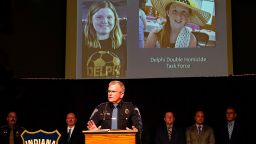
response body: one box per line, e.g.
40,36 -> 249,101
84,132 -> 136,144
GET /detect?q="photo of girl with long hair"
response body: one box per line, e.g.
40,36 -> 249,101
82,0 -> 127,78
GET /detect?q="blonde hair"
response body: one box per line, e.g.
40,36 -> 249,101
109,80 -> 125,93
158,3 -> 191,48
84,0 -> 123,49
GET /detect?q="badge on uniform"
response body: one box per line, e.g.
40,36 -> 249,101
125,108 -> 129,114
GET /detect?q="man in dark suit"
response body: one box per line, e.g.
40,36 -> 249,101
186,110 -> 215,144
155,111 -> 185,144
218,106 -> 242,144
59,112 -> 84,144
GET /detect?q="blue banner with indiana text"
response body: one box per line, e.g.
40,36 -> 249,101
21,129 -> 61,144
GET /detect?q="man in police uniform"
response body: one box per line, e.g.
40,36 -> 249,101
87,80 -> 143,133
0,111 -> 25,144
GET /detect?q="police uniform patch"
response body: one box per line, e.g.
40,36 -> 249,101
21,129 -> 61,144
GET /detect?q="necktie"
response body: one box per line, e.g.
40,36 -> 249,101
167,126 -> 172,141
9,127 -> 14,144
67,128 -> 71,142
198,125 -> 202,135
228,122 -> 233,139
111,104 -> 118,129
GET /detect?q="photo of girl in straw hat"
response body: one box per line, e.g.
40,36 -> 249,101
144,0 -> 212,48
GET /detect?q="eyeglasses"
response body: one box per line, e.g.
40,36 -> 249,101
107,90 -> 123,94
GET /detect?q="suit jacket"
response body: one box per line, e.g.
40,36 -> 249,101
186,124 -> 215,144
59,125 -> 84,144
155,124 -> 185,144
218,120 -> 242,144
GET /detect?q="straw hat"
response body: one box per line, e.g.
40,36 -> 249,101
151,0 -> 211,26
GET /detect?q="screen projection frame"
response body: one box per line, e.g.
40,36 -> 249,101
65,0 -> 233,79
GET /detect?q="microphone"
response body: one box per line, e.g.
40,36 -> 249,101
134,107 -> 141,116
90,108 -> 98,119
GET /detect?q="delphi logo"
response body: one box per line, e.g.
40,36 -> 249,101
86,51 -> 121,76
21,129 -> 61,144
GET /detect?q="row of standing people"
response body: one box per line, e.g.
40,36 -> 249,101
59,105 -> 243,144
155,107 -> 242,144
0,80 -> 243,144
0,111 -> 85,144
0,80 -> 142,144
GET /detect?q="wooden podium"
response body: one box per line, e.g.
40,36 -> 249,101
83,129 -> 138,144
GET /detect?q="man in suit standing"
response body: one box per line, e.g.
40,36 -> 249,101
186,110 -> 215,144
59,112 -> 84,144
155,111 -> 185,144
218,106 -> 242,144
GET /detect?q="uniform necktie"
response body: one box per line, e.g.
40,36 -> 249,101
9,127 -> 14,144
198,125 -> 202,135
111,104 -> 118,129
67,128 -> 71,142
167,126 -> 172,141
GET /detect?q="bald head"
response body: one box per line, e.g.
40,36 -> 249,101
66,112 -> 77,128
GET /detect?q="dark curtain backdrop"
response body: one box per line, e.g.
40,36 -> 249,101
0,77 -> 253,144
